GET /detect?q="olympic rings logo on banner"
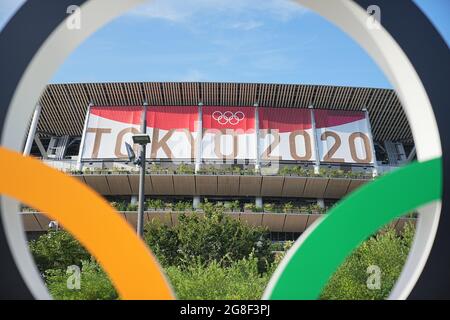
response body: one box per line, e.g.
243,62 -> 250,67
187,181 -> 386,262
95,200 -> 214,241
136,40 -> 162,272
212,111 -> 245,125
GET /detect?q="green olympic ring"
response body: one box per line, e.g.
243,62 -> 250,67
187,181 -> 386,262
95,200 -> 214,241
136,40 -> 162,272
264,157 -> 442,299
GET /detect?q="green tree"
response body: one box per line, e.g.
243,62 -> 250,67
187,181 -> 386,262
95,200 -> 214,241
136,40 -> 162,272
29,230 -> 89,273
144,221 -> 180,266
144,200 -> 273,271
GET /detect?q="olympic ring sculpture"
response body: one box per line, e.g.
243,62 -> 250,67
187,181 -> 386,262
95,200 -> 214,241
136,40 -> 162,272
0,0 -> 449,300
212,111 -> 245,125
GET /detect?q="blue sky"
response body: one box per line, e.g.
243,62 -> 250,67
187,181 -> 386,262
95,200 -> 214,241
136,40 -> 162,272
1,0 -> 449,88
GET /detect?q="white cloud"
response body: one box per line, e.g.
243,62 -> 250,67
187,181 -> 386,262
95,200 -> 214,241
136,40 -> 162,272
229,20 -> 263,31
179,69 -> 208,81
128,0 -> 309,23
130,1 -> 189,22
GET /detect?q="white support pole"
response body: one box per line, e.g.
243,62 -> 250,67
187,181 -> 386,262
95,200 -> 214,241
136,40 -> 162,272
195,102 -> 203,173
309,105 -> 320,174
193,196 -> 201,209
255,197 -> 263,209
194,102 -> 203,209
254,102 -> 260,173
317,199 -> 325,209
76,103 -> 93,171
363,107 -> 378,177
254,102 -> 262,208
23,104 -> 42,156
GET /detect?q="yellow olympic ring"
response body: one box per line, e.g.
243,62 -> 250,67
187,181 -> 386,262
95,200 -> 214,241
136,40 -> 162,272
0,147 -> 174,300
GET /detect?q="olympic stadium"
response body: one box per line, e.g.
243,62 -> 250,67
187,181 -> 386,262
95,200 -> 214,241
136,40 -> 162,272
21,81 -> 417,241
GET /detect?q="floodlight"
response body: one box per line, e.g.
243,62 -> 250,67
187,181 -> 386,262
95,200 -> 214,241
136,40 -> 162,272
48,220 -> 59,230
125,142 -> 136,162
132,134 -> 151,145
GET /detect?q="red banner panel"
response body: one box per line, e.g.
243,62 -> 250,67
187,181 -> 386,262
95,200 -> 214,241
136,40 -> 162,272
82,106 -> 199,160
202,106 -> 255,131
258,107 -> 315,161
202,106 -> 256,160
314,110 -> 373,164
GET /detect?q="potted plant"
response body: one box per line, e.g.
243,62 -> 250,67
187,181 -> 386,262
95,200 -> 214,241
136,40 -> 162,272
231,166 -> 241,175
185,201 -> 193,211
253,206 -> 263,213
279,167 -> 291,176
223,201 -> 232,212
299,205 -> 309,214
177,163 -> 194,175
110,201 -> 127,211
145,199 -> 155,211
297,166 -> 312,177
174,201 -> 185,212
242,168 -> 255,176
309,204 -> 322,215
126,203 -> 138,212
146,199 -> 164,211
244,203 -> 254,212
263,203 -> 275,213
165,202 -> 173,211
230,200 -> 240,212
283,202 -> 294,213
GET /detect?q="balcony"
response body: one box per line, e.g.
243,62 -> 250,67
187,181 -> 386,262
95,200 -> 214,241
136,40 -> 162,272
19,210 -> 416,233
39,160 -> 380,199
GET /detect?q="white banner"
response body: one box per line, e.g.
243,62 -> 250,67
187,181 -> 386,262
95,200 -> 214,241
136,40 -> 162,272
315,110 -> 374,164
259,107 -> 316,161
81,106 -> 374,165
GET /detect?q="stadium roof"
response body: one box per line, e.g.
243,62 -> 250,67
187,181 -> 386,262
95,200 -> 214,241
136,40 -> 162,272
36,82 -> 412,143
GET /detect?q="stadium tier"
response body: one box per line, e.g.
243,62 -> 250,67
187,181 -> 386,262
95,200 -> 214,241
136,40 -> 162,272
21,82 -> 416,240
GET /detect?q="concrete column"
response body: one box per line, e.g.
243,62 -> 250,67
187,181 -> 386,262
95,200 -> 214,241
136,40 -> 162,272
76,103 -> 93,171
193,196 -> 201,209
254,103 -> 260,173
317,199 -> 325,208
195,102 -> 203,173
363,107 -> 378,177
255,197 -> 263,209
309,105 -> 320,174
23,104 -> 42,155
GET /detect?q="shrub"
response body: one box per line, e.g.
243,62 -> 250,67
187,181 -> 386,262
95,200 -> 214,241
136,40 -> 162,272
144,200 -> 273,272
146,198 -> 165,210
244,203 -> 255,211
143,220 -> 180,266
174,201 -> 192,212
166,255 -> 272,300
176,163 -> 195,175
283,202 -> 295,213
29,230 -> 90,274
46,260 -> 117,300
126,203 -> 138,211
263,203 -> 275,213
46,256 -> 270,300
320,222 -> 415,300
110,201 -> 127,211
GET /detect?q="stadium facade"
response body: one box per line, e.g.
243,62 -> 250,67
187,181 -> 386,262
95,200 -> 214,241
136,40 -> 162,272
21,82 -> 416,241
